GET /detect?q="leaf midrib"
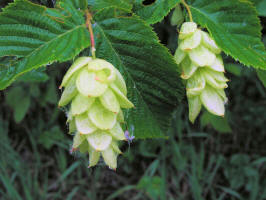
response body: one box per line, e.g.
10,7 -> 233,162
22,24 -> 85,61
1,24 -> 86,89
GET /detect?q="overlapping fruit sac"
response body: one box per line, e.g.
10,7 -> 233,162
58,57 -> 134,169
174,22 -> 228,123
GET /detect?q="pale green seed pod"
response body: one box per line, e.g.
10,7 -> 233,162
110,84 -> 134,108
76,69 -> 108,97
58,74 -> 78,107
174,22 -> 228,123
75,113 -> 97,134
88,146 -> 101,167
188,96 -> 201,123
60,57 -> 92,88
89,100 -> 117,130
200,85 -> 225,116
59,57 -> 134,169
100,88 -> 120,113
179,22 -> 197,39
71,94 -> 95,115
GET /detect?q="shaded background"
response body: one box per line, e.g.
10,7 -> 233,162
0,0 -> 266,199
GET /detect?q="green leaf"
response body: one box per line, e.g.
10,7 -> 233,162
63,0 -> 88,10
249,0 -> 266,16
225,63 -> 242,77
187,0 -> 266,69
133,0 -> 180,24
14,95 -> 30,123
137,176 -> 163,199
200,111 -> 232,133
44,78 -> 58,104
93,8 -> 184,139
38,126 -> 64,149
16,68 -> 49,82
0,0 -> 90,90
0,57 -> 48,83
170,3 -> 184,27
5,86 -> 31,123
257,69 -> 266,87
88,0 -> 132,12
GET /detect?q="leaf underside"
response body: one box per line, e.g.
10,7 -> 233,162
88,0 -> 132,12
187,0 -> 266,69
133,0 -> 181,24
93,8 -> 184,139
0,0 -> 90,89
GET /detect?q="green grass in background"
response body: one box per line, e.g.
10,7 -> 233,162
1,62 -> 266,199
0,0 -> 266,199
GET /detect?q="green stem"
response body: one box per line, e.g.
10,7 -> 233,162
181,0 -> 193,22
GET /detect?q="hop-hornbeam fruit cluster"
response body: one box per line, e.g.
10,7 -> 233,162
58,57 -> 134,169
174,22 -> 228,123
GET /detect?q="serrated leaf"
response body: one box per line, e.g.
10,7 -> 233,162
0,54 -> 48,83
93,8 -> 184,139
16,68 -> 49,83
0,0 -> 90,90
249,0 -> 266,16
187,0 -> 266,69
133,0 -> 180,24
88,0 -> 132,12
62,0 -> 88,10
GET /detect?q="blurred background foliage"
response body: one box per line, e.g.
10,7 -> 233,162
1,0 -> 266,199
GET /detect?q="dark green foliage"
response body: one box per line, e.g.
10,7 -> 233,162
250,0 -> 266,17
133,0 -> 180,24
0,0 -> 90,90
5,85 -> 31,123
0,0 -> 185,139
93,7 -> 184,138
88,0 -> 132,12
1,62 -> 266,199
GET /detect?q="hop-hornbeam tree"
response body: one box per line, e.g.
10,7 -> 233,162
0,0 -> 265,169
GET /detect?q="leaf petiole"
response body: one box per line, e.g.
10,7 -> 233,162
86,10 -> 96,59
181,0 -> 193,22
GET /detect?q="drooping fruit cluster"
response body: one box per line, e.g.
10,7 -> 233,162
174,22 -> 228,123
58,57 -> 134,169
